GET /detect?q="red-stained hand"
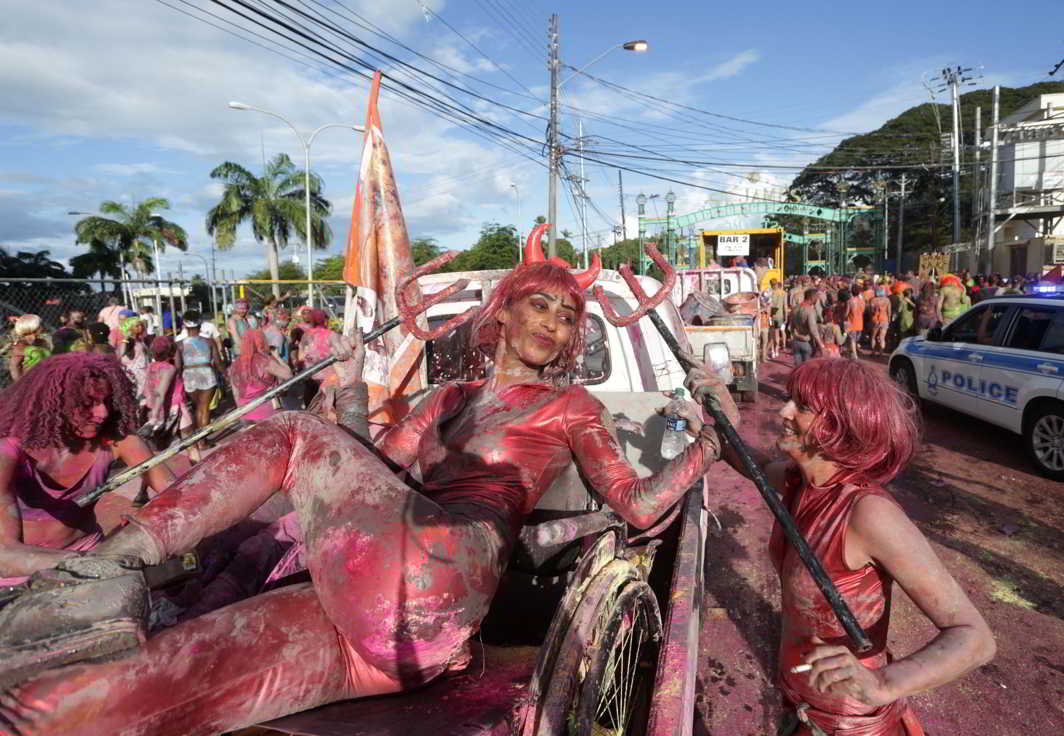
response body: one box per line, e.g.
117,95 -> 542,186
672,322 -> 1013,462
330,329 -> 366,389
802,636 -> 893,707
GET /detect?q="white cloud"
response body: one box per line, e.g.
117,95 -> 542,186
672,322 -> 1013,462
702,49 -> 761,82
95,163 -> 173,176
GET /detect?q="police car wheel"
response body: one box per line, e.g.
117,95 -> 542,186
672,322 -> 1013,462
1027,403 -> 1064,481
889,360 -> 919,400
1025,402 -> 1064,482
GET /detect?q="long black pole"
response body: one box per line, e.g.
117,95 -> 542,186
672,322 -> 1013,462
645,308 -> 872,652
75,317 -> 401,508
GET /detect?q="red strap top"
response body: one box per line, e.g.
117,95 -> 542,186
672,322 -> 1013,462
770,466 -> 898,718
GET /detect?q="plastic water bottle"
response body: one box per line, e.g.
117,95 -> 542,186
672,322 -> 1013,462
661,388 -> 690,460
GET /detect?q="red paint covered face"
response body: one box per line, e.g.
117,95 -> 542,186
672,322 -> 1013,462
497,290 -> 576,369
777,395 -> 818,463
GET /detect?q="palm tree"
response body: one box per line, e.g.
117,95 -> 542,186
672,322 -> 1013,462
205,153 -> 332,298
72,199 -> 187,292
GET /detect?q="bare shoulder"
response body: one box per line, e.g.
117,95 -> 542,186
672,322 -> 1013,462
849,491 -> 926,561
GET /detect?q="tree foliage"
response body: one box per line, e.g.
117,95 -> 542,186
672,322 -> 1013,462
71,198 -> 186,289
784,81 -> 1064,257
206,153 -> 331,296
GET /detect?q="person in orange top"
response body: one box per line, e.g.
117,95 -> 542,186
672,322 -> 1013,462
845,285 -> 865,359
869,287 -> 892,356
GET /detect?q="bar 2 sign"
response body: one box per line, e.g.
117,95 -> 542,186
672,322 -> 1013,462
717,233 -> 750,256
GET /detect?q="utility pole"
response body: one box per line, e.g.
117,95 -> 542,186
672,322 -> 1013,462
973,106 -> 982,273
577,120 -> 589,268
547,14 -> 560,259
937,66 -> 979,245
637,193 -> 647,274
986,85 -> 1001,272
617,171 -> 627,241
896,173 -> 907,273
950,74 -> 962,244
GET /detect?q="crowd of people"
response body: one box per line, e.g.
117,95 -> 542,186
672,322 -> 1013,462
756,268 -> 1034,367
3,296 -> 347,455
0,261 -> 997,736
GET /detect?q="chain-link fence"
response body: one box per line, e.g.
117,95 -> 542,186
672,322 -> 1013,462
1,276 -> 350,387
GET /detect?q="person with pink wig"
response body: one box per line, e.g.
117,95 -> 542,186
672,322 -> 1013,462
671,357 -> 994,735
229,328 -> 293,423
0,354 -> 179,582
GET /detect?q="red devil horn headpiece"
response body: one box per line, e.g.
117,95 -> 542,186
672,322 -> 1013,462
523,223 -> 601,290
524,223 -> 551,263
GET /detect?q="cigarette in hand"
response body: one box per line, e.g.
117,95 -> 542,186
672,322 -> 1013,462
790,664 -> 812,673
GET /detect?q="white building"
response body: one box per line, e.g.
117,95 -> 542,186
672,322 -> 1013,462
987,92 -> 1064,275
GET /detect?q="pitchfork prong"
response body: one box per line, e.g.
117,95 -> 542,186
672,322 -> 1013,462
395,250 -> 479,341
593,242 -> 676,327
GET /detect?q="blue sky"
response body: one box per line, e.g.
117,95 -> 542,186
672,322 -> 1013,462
2,0 -> 1061,279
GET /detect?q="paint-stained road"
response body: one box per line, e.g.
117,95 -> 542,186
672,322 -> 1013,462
695,354 -> 1064,735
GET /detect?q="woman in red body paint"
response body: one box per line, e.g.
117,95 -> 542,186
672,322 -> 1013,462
674,357 -> 995,735
0,260 -> 736,736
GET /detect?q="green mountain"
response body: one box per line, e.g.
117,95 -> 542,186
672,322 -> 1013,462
782,80 -> 1064,256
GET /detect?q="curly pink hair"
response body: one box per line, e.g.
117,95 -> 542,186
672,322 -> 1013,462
0,353 -> 140,448
787,357 -> 919,486
471,262 -> 587,379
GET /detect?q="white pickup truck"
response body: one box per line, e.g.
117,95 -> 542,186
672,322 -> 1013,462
676,267 -> 762,404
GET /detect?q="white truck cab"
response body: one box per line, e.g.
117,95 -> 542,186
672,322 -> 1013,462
889,294 -> 1064,479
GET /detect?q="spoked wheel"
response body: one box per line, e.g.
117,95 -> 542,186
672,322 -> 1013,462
572,581 -> 662,736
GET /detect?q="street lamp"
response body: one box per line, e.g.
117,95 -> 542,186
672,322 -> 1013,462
665,190 -> 677,266
228,101 -> 364,306
546,14 -> 648,257
837,181 -> 851,275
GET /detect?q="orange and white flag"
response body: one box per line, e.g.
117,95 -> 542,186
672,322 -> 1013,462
343,71 -> 426,428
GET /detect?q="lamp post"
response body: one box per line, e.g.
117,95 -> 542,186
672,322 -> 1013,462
837,181 -> 851,275
546,17 -> 648,258
636,193 -> 647,274
228,101 -> 364,306
665,190 -> 677,266
510,183 -> 522,264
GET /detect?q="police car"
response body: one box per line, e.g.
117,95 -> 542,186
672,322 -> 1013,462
888,294 -> 1064,480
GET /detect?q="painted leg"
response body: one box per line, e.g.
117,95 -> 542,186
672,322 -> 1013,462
0,584 -> 400,736
99,412 -> 503,684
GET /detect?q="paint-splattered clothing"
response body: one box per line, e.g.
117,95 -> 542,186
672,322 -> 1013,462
0,381 -> 719,735
772,467 -> 923,735
0,436 -> 111,585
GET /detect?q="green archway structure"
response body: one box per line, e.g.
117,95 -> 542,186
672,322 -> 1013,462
639,201 -> 873,230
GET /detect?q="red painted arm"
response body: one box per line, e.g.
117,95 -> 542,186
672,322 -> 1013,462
563,388 -> 719,529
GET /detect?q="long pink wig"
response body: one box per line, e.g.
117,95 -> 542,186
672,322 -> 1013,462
0,353 -> 140,448
471,262 -> 588,379
787,357 -> 919,486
